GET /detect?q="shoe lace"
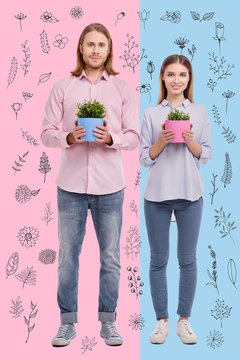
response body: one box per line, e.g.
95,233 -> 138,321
182,320 -> 193,334
155,320 -> 167,334
105,322 -> 119,338
56,324 -> 69,338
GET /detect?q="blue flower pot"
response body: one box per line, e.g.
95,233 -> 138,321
77,118 -> 104,142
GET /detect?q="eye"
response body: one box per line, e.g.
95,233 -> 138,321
100,43 -> 105,47
88,43 -> 93,47
167,73 -> 174,77
180,73 -> 187,77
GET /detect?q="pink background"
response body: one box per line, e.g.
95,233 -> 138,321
1,0 -> 140,358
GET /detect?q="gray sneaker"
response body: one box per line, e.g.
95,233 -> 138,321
51,324 -> 76,347
100,321 -> 123,346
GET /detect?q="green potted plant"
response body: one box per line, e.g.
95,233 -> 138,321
76,99 -> 106,141
164,108 -> 190,143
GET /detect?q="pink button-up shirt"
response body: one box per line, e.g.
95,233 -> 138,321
41,71 -> 139,195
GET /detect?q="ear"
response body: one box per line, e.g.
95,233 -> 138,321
79,44 -> 83,54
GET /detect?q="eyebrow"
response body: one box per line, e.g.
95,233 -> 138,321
167,71 -> 188,74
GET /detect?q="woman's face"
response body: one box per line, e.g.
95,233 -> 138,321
162,63 -> 190,97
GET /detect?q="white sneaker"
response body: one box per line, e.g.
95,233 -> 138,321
150,319 -> 169,344
177,319 -> 197,344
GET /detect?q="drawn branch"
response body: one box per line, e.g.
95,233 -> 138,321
211,299 -> 232,328
129,200 -> 138,217
81,336 -> 97,354
9,296 -> 24,318
21,40 -> 31,76
119,34 -> 147,73
41,202 -> 54,225
220,152 -> 232,187
206,245 -> 219,294
39,152 -> 51,183
24,301 -> 38,343
124,226 -> 140,260
7,57 -> 18,88
40,30 -> 50,54
6,252 -> 19,279
15,266 -> 37,289
214,206 -> 236,245
127,266 -> 144,299
12,151 -> 29,174
209,173 -> 218,205
20,128 -> 40,147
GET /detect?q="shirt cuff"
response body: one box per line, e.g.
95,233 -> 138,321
60,132 -> 72,148
105,133 -> 120,150
199,145 -> 209,163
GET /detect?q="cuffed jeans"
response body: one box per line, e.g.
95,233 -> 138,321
57,186 -> 124,324
144,197 -> 203,319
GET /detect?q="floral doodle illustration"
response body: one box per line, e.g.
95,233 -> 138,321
127,266 -> 144,299
39,152 -> 51,183
17,226 -> 39,249
6,252 -> 19,279
7,57 -> 18,88
40,11 -> 59,23
209,173 -> 218,205
222,90 -> 235,114
134,170 -> 140,189
37,72 -> 52,86
21,128 -> 40,146
115,12 -> 125,26
40,30 -> 50,54
227,258 -> 237,289
9,296 -> 24,318
213,22 -> 225,55
129,313 -> 145,330
206,330 -> 224,349
11,102 -> 22,120
136,84 -> 151,103
206,245 -> 219,294
129,199 -> 138,217
209,52 -> 234,81
124,226 -> 140,260
214,206 -> 236,245
39,249 -> 56,265
81,336 -> 97,354
190,11 -> 214,22
22,92 -> 34,102
70,6 -> 84,20
221,152 -> 232,187
160,10 -> 181,23
138,9 -> 150,29
53,34 -> 69,49
119,34 -> 147,73
211,299 -> 232,328
146,61 -> 155,80
15,185 -> 40,204
24,301 -> 38,343
15,266 -> 37,289
14,13 -> 27,31
41,202 -> 54,225
174,36 -> 189,55
21,40 -> 31,76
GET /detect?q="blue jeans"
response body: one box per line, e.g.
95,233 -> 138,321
144,197 -> 203,319
57,186 -> 124,324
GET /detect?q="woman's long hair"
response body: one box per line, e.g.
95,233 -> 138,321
71,23 -> 119,77
157,54 -> 193,104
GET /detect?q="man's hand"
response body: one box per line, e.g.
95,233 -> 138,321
93,120 -> 113,146
66,121 -> 86,145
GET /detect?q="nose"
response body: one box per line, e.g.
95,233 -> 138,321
92,46 -> 99,54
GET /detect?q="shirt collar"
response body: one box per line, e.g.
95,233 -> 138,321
79,69 -> 109,82
161,98 -> 190,108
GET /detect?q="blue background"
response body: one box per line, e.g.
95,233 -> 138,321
139,0 -> 240,358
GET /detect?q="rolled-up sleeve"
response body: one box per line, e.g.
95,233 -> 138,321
41,81 -> 71,148
139,111 -> 158,168
199,107 -> 212,164
110,84 -> 139,151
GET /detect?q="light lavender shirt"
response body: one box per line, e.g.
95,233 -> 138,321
140,99 -> 212,202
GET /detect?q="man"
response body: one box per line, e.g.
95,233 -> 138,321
41,23 -> 139,347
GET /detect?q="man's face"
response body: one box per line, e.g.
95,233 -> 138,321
80,30 -> 110,70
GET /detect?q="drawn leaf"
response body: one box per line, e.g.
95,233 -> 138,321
31,189 -> 41,196
31,301 -> 36,310
206,281 -> 217,288
227,259 -> 237,288
6,252 -> 19,278
29,324 -> 35,332
24,316 -> 29,325
30,310 -> 38,319
40,30 -> 50,54
15,266 -> 37,289
190,11 -> 200,21
37,72 -> 52,85
207,269 -> 214,280
202,12 -> 215,21
7,57 -> 18,88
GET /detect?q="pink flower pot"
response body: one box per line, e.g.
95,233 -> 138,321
164,120 -> 190,143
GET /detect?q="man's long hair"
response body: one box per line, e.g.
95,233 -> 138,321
157,54 -> 193,104
71,23 -> 119,77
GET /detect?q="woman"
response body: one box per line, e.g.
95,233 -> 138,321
140,54 -> 212,344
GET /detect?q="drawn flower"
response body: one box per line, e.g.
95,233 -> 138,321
70,6 -> 84,19
136,84 -> 151,103
40,11 -> 59,23
14,13 -> 27,32
160,10 -> 181,23
147,61 -> 155,80
207,79 -> 217,92
53,34 -> 69,49
174,36 -> 189,54
222,90 -> 235,114
115,12 -> 125,26
129,313 -> 145,330
39,249 -> 56,264
22,92 -> 33,102
17,226 -> 39,249
206,330 -> 224,349
138,9 -> 150,29
11,102 -> 22,120
15,185 -> 40,204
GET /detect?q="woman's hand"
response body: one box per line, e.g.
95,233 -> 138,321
149,124 -> 175,160
183,124 -> 202,158
183,124 -> 194,144
93,120 -> 113,145
160,124 -> 175,145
